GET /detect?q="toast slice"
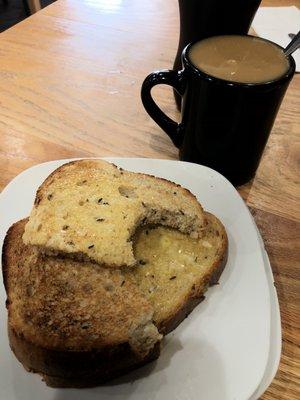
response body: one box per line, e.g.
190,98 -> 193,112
22,160 -> 205,267
2,220 -> 162,387
2,213 -> 227,387
127,212 -> 228,334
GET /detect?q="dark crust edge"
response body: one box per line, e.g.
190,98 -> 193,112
157,212 -> 228,335
34,159 -> 204,217
1,219 -> 22,294
34,160 -> 109,206
8,325 -> 160,388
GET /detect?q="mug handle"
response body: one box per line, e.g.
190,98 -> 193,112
141,70 -> 185,148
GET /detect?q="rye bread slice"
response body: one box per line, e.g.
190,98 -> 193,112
22,159 -> 205,267
3,220 -> 162,382
2,212 -> 227,387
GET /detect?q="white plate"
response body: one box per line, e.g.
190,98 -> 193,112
0,158 -> 280,400
248,227 -> 281,400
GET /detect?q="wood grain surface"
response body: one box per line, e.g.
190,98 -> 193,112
0,0 -> 299,398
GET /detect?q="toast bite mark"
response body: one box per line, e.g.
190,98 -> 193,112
22,159 -> 205,267
127,212 -> 228,334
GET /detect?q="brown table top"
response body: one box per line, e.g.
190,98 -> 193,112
0,0 -> 299,398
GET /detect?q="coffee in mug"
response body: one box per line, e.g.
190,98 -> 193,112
189,35 -> 289,83
173,0 -> 262,108
141,35 -> 295,186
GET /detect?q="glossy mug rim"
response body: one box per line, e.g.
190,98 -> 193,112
182,35 -> 296,88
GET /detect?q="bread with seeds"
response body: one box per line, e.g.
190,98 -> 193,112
2,212 -> 227,387
3,220 -> 162,387
22,159 -> 205,267
127,211 -> 228,334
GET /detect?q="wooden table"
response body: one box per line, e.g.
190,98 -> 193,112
0,0 -> 299,398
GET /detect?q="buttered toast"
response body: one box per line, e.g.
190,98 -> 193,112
3,219 -> 162,387
3,212 -> 227,387
127,212 -> 227,334
23,160 -> 205,267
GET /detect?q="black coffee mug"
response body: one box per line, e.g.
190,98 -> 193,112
141,38 -> 295,186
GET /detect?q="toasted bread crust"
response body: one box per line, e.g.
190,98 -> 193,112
1,221 -> 12,293
8,325 -> 160,388
34,160 -> 202,214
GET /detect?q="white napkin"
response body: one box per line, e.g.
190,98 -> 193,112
252,6 -> 300,72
